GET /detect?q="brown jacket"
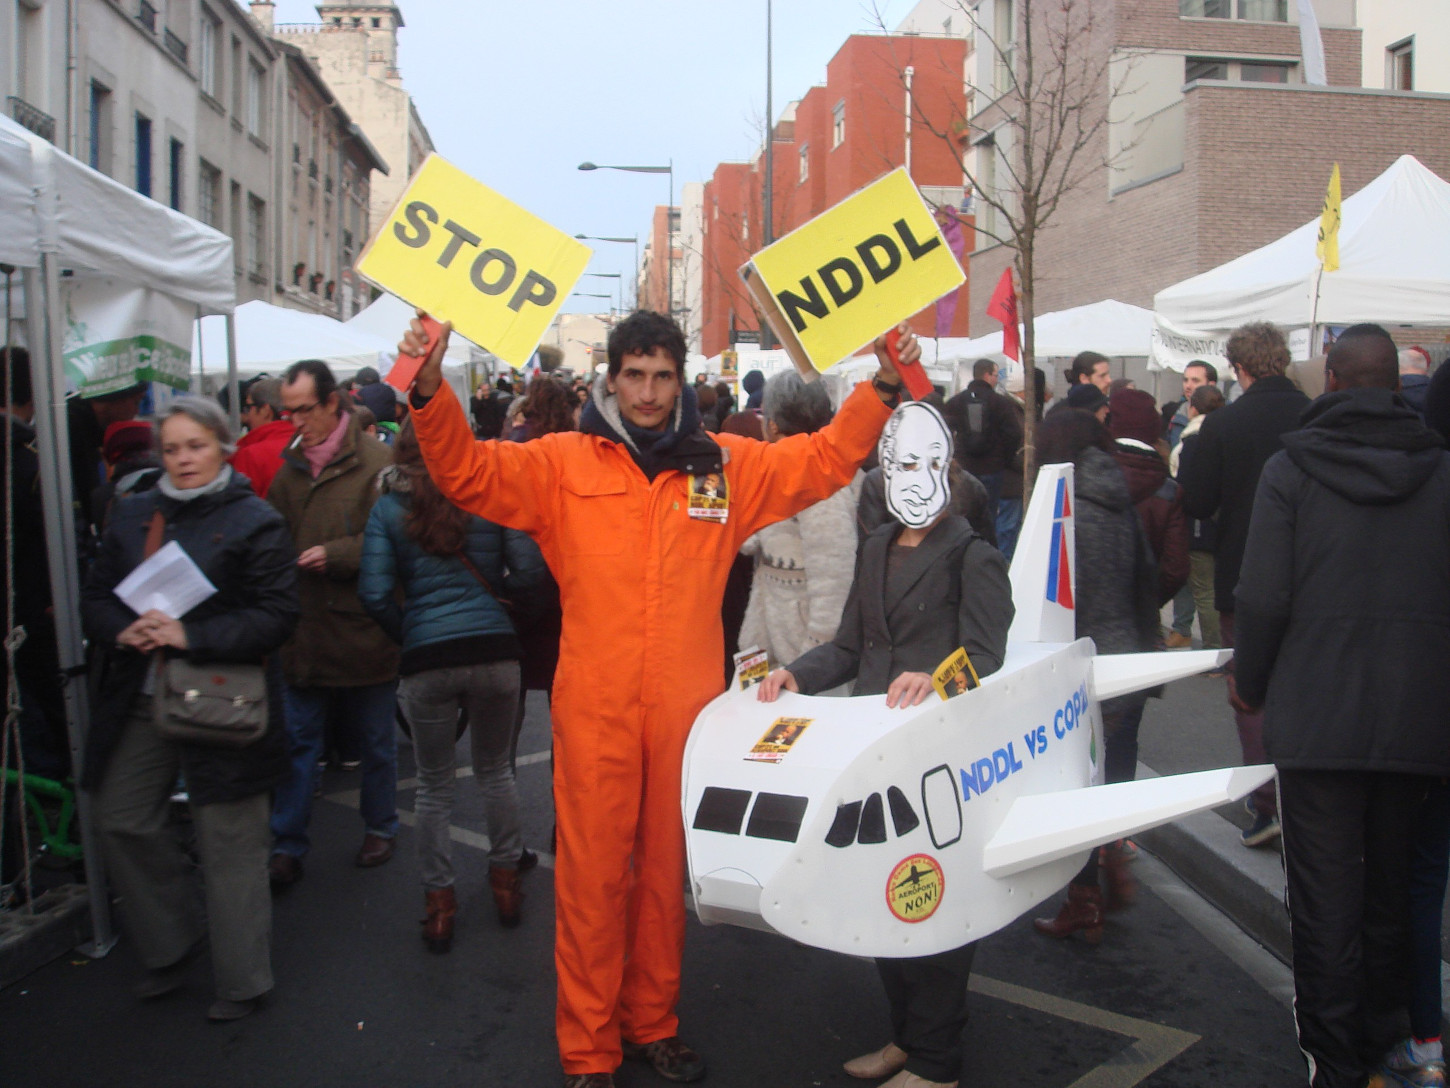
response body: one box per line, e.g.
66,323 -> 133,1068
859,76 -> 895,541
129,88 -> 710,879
266,414 -> 399,687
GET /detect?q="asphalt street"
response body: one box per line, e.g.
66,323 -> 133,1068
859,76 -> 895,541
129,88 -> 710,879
0,686 -> 1314,1088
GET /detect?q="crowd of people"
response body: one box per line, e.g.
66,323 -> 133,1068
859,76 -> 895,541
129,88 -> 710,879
2,307 -> 1449,1088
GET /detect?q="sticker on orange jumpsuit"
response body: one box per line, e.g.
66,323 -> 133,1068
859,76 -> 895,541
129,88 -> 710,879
745,716 -> 812,762
687,473 -> 729,523
886,854 -> 944,923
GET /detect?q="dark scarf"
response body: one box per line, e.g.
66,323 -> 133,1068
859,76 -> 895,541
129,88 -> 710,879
579,374 -> 722,481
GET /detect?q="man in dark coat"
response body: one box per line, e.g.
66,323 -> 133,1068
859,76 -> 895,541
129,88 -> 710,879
1176,321 -> 1309,847
1234,324 -> 1450,1088
942,358 -> 1022,534
266,359 -> 400,885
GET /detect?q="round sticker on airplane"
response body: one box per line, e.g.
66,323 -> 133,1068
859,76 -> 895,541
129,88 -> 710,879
886,854 -> 944,923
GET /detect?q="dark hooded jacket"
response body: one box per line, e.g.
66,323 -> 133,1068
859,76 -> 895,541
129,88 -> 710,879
1234,389 -> 1450,774
80,471 -> 299,801
1112,441 -> 1188,606
1073,446 -> 1159,717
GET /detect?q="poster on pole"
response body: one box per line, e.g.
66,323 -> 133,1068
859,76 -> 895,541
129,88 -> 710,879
739,168 -> 964,378
356,154 -> 592,371
62,280 -> 194,395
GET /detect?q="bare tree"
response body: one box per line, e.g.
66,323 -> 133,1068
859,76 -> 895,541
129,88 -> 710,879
875,0 -> 1142,496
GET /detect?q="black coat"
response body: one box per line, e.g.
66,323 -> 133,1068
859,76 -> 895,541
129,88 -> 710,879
1234,390 -> 1450,774
787,515 -> 1013,696
81,472 -> 300,803
1073,447 -> 1159,715
943,381 -> 1022,478
1176,374 -> 1309,612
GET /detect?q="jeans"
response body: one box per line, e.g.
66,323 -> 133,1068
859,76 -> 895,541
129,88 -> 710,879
995,497 -> 1023,563
399,661 -> 522,884
271,681 -> 399,857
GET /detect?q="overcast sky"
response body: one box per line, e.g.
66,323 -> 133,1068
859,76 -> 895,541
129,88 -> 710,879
270,0 -> 918,311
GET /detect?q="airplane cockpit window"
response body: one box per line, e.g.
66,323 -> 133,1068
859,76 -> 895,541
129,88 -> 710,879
825,800 -> 863,848
887,786 -> 921,836
745,793 -> 810,842
921,764 -> 964,849
857,793 -> 887,844
692,787 -> 752,835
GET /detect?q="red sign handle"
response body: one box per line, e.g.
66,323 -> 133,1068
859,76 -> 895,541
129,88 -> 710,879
386,314 -> 444,392
884,327 -> 934,400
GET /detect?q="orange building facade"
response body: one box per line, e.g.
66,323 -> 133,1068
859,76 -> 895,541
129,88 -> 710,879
699,33 -> 973,358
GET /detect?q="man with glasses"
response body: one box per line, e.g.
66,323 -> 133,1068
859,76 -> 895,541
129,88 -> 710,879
264,359 -> 399,886
1176,322 -> 1309,849
231,378 -> 293,497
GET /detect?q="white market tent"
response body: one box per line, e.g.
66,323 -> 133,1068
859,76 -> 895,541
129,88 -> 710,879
192,299 -> 390,389
948,299 -> 1157,361
344,291 -> 477,367
0,111 -> 237,956
1154,155 -> 1450,334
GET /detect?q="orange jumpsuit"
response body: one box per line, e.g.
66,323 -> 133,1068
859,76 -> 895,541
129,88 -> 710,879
411,379 -> 891,1074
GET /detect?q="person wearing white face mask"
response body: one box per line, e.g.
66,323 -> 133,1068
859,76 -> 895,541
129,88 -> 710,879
758,401 -> 1013,1088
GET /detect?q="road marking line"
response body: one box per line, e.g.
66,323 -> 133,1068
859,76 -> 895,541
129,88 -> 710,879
970,975 -> 1200,1088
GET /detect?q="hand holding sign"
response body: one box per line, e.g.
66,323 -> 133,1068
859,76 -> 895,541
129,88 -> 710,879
398,311 -> 452,398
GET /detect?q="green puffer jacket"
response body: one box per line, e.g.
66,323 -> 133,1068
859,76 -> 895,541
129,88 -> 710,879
266,414 -> 400,687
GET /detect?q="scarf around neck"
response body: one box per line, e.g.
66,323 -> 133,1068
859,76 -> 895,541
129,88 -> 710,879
304,411 -> 351,478
157,463 -> 233,502
578,373 -> 719,481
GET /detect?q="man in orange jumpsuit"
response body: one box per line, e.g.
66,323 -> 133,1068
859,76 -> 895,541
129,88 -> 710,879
402,310 -> 912,1088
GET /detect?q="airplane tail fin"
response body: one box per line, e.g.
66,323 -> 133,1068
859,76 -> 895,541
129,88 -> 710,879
1007,463 -> 1076,644
981,765 -> 1276,878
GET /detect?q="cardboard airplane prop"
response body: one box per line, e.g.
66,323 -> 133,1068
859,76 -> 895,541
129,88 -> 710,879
681,463 -> 1275,959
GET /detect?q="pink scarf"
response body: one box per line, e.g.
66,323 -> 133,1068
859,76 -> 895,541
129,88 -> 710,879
304,411 -> 350,479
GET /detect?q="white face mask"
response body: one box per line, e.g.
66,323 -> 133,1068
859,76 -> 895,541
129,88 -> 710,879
879,402 -> 953,529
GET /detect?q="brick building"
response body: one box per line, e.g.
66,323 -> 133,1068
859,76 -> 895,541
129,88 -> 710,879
698,32 -> 973,359
964,0 -> 1450,345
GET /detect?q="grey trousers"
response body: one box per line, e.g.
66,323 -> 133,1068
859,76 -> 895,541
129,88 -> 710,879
93,698 -> 274,1001
398,660 -> 522,886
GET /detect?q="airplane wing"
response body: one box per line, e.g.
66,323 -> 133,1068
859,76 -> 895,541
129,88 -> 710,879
980,765 -> 1276,878
1090,650 -> 1232,702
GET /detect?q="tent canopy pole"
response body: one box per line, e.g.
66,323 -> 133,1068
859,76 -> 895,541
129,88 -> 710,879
225,312 -> 239,436
26,258 -> 115,958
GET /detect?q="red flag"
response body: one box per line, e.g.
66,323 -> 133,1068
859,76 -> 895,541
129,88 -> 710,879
986,267 -> 1020,362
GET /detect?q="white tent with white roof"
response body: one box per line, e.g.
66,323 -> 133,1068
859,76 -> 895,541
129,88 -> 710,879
1154,155 -> 1450,339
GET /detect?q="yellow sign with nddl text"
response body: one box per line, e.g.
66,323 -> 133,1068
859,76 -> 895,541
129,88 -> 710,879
356,153 -> 592,370
742,168 -> 964,373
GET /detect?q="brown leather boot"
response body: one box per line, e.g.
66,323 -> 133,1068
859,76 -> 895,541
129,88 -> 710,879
490,865 -> 523,928
1101,840 -> 1138,912
1032,882 -> 1104,943
422,887 -> 457,953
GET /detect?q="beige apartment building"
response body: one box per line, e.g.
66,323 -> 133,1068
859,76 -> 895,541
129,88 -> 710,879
962,0 -> 1450,338
256,0 -> 433,235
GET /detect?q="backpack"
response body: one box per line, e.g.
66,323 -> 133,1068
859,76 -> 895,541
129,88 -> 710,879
958,388 -> 994,457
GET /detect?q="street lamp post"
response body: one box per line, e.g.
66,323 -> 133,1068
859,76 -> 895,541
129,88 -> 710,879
586,271 -> 624,314
575,234 -> 641,307
577,161 -> 673,319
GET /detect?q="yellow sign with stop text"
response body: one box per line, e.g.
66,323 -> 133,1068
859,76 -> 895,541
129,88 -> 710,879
742,168 -> 964,372
356,153 -> 592,369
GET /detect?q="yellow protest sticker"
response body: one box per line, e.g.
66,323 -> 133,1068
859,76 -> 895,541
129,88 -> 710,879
886,853 -> 944,923
742,168 -> 963,372
931,646 -> 980,701
356,153 -> 592,369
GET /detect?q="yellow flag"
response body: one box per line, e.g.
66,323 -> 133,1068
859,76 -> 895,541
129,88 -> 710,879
1316,163 -> 1341,272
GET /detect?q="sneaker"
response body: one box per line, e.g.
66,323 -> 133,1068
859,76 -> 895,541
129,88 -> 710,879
1244,797 -> 1257,819
622,1036 -> 706,1083
1164,631 -> 1194,650
1382,1039 -> 1447,1087
1241,813 -> 1281,848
